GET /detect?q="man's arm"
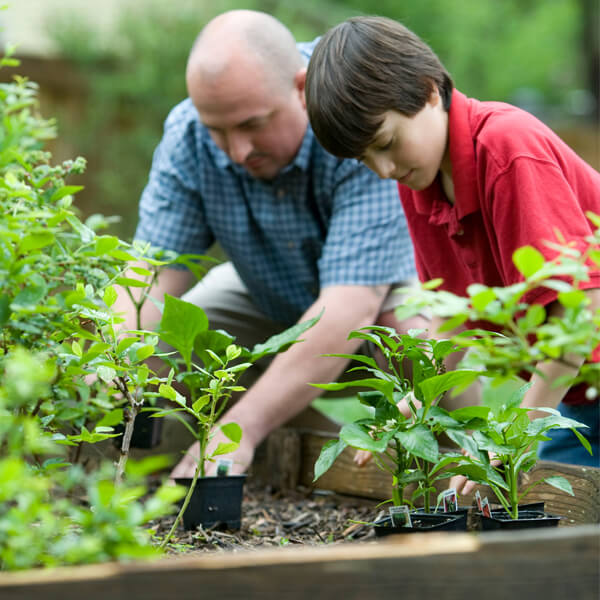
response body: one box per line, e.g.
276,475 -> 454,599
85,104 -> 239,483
170,283 -> 389,477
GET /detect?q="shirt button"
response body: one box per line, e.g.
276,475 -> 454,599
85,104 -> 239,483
277,188 -> 286,199
287,241 -> 295,249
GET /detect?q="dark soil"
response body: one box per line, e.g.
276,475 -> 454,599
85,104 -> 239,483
154,481 -> 384,555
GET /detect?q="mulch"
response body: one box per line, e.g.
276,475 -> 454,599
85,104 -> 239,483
154,481 -> 384,555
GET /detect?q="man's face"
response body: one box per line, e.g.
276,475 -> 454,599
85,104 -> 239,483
359,91 -> 449,190
189,61 -> 308,180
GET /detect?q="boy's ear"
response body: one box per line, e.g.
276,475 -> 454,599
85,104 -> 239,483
428,86 -> 441,107
295,68 -> 307,108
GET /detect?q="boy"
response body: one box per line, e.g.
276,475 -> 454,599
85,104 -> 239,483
305,16 -> 600,466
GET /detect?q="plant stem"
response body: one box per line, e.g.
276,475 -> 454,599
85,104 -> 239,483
159,457 -> 202,550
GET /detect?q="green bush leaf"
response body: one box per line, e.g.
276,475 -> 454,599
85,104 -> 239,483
159,294 -> 208,367
220,422 -> 242,444
212,442 -> 238,457
513,246 -> 545,277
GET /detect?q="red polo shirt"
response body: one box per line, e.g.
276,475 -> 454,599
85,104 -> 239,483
399,90 -> 600,404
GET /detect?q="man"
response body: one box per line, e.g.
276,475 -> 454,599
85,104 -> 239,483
119,10 -> 422,478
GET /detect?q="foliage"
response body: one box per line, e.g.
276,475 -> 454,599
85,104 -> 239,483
312,328 -> 481,511
449,383 -> 589,520
0,48 -> 192,569
155,298 -> 320,546
395,220 -> 600,393
0,348 -> 184,570
391,222 -> 600,518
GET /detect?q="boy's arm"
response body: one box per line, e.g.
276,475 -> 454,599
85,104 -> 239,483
520,288 -> 600,416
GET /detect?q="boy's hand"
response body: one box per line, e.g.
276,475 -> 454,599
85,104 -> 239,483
354,449 -> 373,467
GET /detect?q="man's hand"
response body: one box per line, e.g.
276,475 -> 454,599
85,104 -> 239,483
169,426 -> 255,479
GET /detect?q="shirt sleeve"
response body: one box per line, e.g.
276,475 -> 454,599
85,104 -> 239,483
134,101 -> 214,256
318,160 -> 417,289
486,156 -> 600,306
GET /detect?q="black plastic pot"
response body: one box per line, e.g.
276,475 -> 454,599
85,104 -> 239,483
479,503 -> 561,531
113,409 -> 163,449
174,474 -> 247,530
415,506 -> 469,530
374,512 -> 463,537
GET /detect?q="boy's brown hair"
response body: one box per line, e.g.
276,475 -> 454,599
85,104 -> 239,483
306,16 -> 453,159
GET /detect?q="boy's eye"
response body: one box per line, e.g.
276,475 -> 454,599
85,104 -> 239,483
379,137 -> 394,151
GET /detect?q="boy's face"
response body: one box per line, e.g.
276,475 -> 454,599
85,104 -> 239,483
359,90 -> 449,190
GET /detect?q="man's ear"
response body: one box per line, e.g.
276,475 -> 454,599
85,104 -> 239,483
295,67 -> 307,109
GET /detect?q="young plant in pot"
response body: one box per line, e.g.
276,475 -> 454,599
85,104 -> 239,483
312,327 -> 489,534
154,295 -> 319,546
391,235 -> 599,530
447,382 -> 590,530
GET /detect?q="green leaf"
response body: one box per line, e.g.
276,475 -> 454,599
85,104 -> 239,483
557,289 -> 587,309
191,397 -> 209,414
134,344 -> 155,362
449,406 -> 491,422
96,365 -> 116,384
116,337 -> 139,355
313,438 -> 347,481
116,276 -> 148,288
513,246 -> 545,278
543,475 -> 574,496
471,288 -> 496,311
249,313 -> 320,361
94,235 -> 120,255
396,425 -> 438,463
159,294 -> 209,367
220,422 -> 242,444
212,442 -> 238,456
340,423 -> 392,453
418,370 -> 480,404
66,214 -> 94,244
125,455 -> 173,478
20,231 -> 55,251
96,408 -> 123,428
103,285 -> 118,307
0,295 -> 10,326
50,185 -> 84,201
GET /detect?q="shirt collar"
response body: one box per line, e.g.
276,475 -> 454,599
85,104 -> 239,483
447,89 -> 479,219
410,89 -> 479,221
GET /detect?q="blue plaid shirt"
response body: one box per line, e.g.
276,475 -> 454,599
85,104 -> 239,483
135,41 -> 416,324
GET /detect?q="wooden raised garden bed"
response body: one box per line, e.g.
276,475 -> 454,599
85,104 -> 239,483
1,426 -> 598,599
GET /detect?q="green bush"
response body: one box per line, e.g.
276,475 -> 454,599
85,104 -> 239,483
0,46 -> 186,571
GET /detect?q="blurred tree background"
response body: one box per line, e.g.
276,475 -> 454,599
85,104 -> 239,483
6,0 -> 597,240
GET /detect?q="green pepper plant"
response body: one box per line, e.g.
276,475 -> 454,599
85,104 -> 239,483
312,327 -> 492,512
446,382 -> 590,519
389,220 -> 600,518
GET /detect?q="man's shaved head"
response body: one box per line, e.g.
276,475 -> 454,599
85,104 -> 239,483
187,10 -> 304,94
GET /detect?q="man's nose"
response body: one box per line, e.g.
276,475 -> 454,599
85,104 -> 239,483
227,131 -> 253,164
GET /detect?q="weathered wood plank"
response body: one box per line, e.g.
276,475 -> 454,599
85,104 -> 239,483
520,460 -> 600,524
0,526 -> 597,600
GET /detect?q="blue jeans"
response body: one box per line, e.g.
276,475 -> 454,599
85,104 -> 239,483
538,402 -> 600,467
